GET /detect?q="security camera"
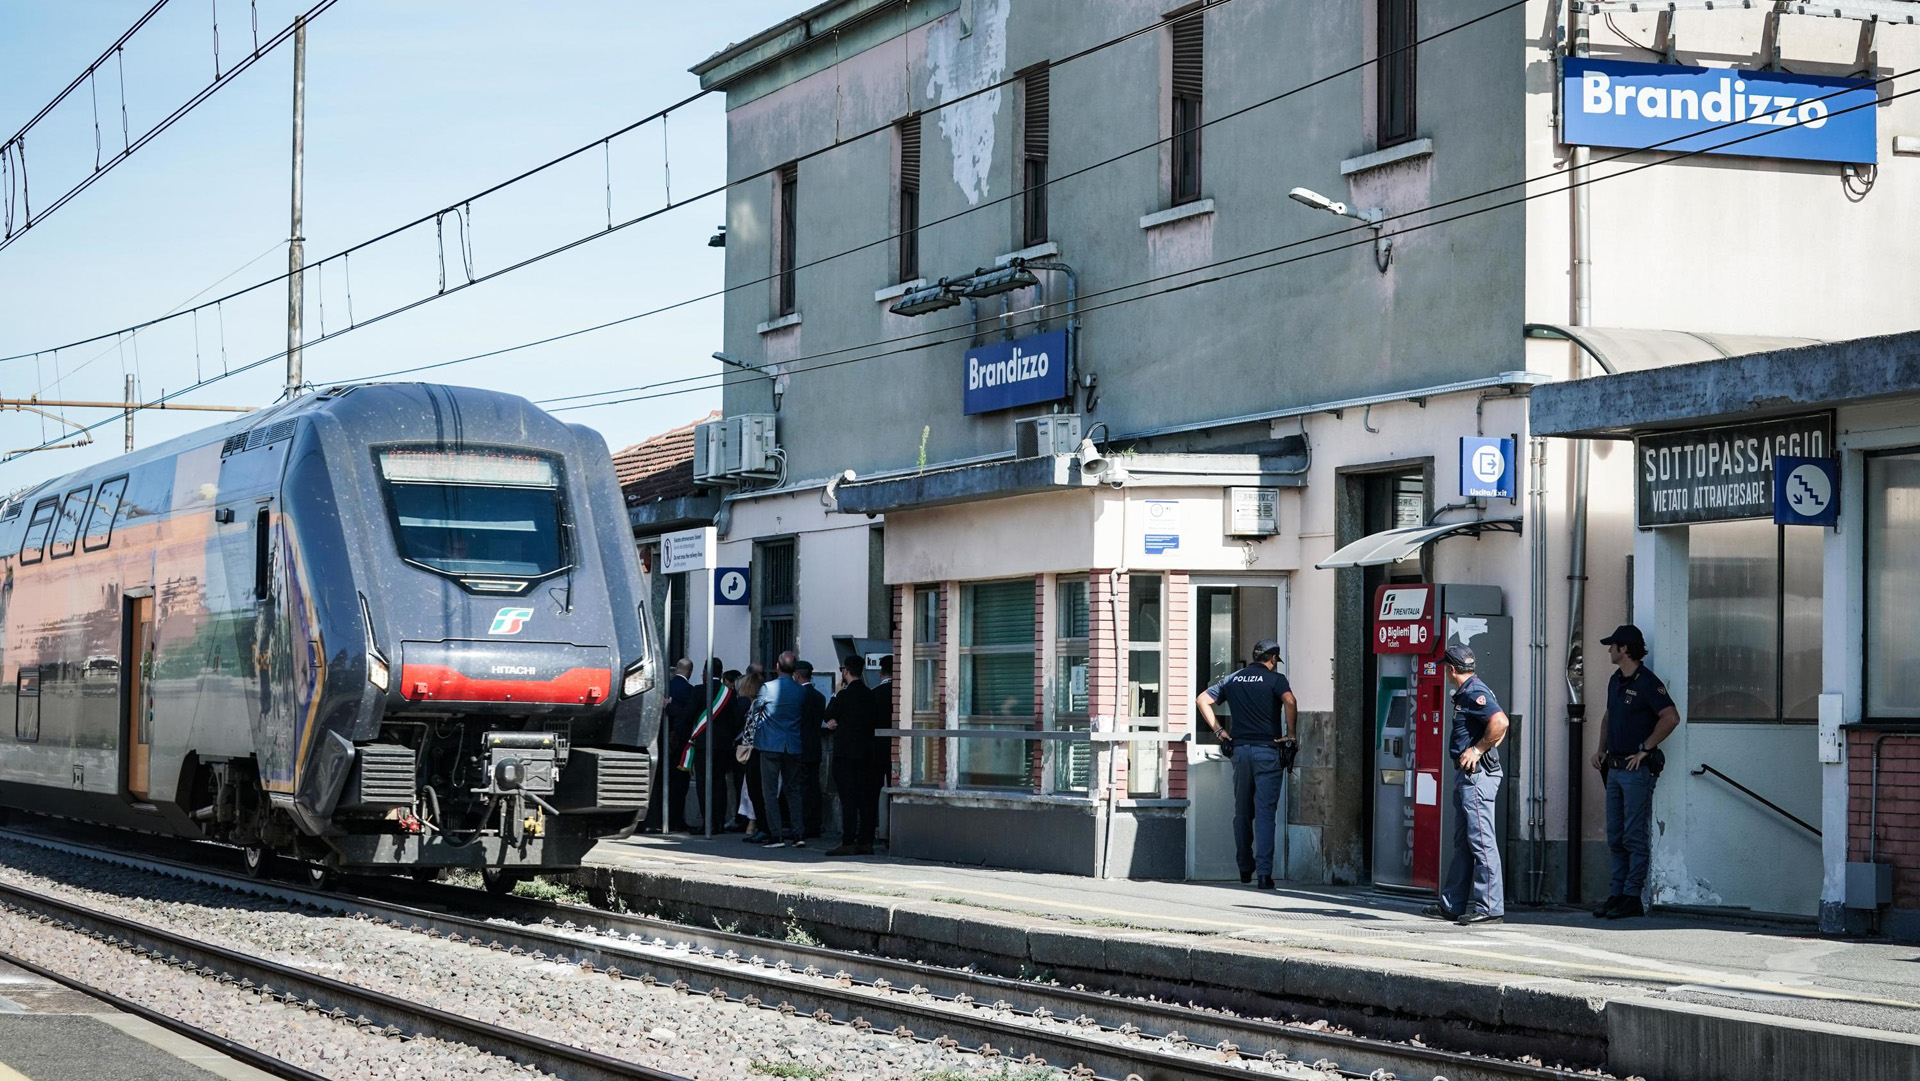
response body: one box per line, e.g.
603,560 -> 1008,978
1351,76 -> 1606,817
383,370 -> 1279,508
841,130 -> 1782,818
1289,187 -> 1345,216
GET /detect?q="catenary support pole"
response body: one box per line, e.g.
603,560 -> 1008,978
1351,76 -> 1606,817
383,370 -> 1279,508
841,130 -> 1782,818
124,373 -> 134,452
284,15 -> 306,398
1564,0 -> 1593,906
704,564 -> 716,840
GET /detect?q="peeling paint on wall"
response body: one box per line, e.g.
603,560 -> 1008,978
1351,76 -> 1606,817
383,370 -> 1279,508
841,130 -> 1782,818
924,0 -> 1007,206
1650,836 -> 1725,907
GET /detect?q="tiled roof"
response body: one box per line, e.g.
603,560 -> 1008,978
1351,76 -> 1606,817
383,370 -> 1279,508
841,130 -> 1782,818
611,411 -> 719,506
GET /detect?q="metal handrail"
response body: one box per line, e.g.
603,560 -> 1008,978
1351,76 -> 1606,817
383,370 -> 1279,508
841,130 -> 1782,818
876,727 -> 1191,743
1692,762 -> 1820,837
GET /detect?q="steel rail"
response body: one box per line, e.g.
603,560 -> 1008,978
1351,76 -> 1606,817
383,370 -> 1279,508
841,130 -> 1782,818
0,826 -> 1591,1081
0,945 -> 336,1081
0,876 -> 691,1081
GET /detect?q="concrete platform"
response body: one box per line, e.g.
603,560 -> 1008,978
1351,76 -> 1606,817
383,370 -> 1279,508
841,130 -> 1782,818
576,833 -> 1920,1081
0,957 -> 278,1081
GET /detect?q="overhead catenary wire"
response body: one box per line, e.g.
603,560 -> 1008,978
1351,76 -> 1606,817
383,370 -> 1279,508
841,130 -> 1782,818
0,0 -> 1231,366
28,69 -> 1901,469
0,0 -> 341,253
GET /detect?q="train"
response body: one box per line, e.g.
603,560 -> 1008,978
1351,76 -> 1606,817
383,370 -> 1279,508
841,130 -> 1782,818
0,382 -> 663,887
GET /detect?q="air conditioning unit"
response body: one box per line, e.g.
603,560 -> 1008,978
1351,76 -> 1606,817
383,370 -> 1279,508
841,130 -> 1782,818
692,414 -> 779,482
1014,413 -> 1081,459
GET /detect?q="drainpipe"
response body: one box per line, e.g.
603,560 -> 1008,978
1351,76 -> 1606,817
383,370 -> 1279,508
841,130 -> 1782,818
1024,260 -> 1079,408
1564,3 -> 1594,906
1528,437 -> 1549,903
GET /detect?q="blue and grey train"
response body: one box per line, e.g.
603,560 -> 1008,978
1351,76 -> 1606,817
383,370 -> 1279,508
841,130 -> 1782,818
0,383 -> 663,883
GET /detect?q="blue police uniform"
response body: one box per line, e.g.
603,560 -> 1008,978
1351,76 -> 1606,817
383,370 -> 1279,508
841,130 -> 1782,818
1604,663 -> 1674,904
1441,675 -> 1505,920
1206,663 -> 1293,881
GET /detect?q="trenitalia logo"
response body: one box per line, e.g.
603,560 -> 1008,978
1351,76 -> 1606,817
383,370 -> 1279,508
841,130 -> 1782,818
1562,58 -> 1876,166
489,607 -> 534,635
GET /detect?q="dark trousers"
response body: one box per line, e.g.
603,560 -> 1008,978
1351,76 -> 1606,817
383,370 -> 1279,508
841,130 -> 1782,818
832,756 -> 883,844
666,740 -> 706,830
759,750 -> 806,841
1606,766 -> 1657,900
1442,769 -> 1505,918
1232,742 -> 1285,878
800,757 -> 824,836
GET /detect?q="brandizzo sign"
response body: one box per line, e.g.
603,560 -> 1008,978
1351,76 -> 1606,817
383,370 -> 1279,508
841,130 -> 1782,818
1563,57 -> 1877,165
963,328 -> 1070,415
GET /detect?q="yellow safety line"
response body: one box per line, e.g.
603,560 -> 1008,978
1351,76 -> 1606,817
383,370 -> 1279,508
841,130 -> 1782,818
621,849 -> 1920,1010
0,1062 -> 36,1081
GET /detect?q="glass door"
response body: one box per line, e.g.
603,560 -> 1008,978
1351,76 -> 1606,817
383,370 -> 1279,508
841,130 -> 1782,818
1186,576 -> 1289,880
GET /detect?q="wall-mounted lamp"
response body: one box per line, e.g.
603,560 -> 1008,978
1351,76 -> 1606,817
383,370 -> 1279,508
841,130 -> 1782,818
708,225 -> 727,248
959,264 -> 1038,298
1288,186 -> 1392,273
889,280 -> 962,316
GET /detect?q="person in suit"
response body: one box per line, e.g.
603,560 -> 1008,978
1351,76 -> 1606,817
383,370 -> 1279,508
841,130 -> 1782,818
652,659 -> 700,832
794,660 -> 828,838
824,656 -> 883,855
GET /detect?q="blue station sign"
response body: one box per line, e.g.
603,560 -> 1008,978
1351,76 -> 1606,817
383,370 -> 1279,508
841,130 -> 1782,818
963,328 -> 1071,415
1774,457 -> 1841,527
1563,57 -> 1877,165
1459,437 -> 1517,500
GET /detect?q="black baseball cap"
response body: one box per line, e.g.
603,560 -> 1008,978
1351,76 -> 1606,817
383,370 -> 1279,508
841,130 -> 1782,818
1443,644 -> 1476,672
1600,624 -> 1646,650
1252,638 -> 1282,660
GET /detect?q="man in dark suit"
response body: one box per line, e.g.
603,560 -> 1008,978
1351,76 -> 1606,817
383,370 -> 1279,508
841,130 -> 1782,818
659,659 -> 701,832
825,656 -> 885,855
794,660 -> 828,838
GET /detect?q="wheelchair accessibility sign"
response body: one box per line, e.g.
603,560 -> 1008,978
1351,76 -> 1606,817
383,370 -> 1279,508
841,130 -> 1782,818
1774,457 -> 1840,527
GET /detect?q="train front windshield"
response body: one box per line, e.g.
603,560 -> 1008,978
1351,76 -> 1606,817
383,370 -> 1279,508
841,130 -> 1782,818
378,450 -> 566,578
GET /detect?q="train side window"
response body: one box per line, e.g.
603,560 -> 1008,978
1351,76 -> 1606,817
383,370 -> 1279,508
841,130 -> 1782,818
254,507 -> 272,600
18,499 -> 57,564
82,476 -> 128,552
15,667 -> 39,742
49,485 -> 92,559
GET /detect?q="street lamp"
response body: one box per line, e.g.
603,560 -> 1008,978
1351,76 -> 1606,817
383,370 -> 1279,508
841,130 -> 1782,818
958,264 -> 1038,298
889,280 -> 962,317
1288,186 -> 1392,272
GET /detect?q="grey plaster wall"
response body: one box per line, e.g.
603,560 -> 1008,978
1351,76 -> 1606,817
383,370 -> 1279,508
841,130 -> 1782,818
716,0 -> 1529,480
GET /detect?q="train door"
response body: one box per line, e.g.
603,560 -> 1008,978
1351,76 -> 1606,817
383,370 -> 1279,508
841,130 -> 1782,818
1185,576 -> 1289,880
125,594 -> 155,800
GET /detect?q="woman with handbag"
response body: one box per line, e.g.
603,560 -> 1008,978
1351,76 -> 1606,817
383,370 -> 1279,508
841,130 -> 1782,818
733,670 -> 772,842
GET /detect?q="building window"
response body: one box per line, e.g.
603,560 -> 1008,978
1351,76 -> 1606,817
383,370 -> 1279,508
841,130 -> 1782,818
1169,11 -> 1204,205
756,538 -> 796,667
1377,0 -> 1417,148
1128,573 -> 1166,797
959,578 -> 1035,788
776,161 -> 799,315
897,117 -> 920,283
1053,577 -> 1091,793
1022,65 -> 1050,246
1688,518 -> 1822,722
1867,451 -> 1920,720
911,585 -> 941,786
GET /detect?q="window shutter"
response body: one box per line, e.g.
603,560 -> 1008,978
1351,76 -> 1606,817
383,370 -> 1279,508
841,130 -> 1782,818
899,116 -> 921,192
1024,66 -> 1050,160
1171,14 -> 1204,100
967,579 -> 1035,647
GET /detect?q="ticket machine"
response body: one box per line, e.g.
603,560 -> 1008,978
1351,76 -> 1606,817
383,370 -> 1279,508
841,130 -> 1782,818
1370,584 -> 1511,895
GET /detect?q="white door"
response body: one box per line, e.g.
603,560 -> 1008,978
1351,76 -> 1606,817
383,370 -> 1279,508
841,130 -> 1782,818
1186,576 -> 1290,880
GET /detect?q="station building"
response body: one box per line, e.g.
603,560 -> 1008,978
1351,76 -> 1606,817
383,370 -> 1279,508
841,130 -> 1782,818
638,0 -> 1920,924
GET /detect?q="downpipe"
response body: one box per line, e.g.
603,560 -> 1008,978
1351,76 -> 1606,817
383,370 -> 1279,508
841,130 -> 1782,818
1563,3 -> 1594,906
1527,437 -> 1550,902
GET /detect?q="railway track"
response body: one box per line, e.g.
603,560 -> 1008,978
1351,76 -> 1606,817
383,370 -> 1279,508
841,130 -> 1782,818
0,825 -> 1600,1081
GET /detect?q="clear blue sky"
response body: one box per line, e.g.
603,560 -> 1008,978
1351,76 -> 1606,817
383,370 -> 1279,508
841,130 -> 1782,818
0,1 -> 802,489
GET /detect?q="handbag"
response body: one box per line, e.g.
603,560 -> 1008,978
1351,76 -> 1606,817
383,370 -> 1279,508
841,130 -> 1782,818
735,699 -> 769,764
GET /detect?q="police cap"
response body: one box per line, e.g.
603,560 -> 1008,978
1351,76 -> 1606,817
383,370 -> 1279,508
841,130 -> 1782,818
1599,624 -> 1646,650
1252,639 -> 1282,661
1442,644 -> 1477,672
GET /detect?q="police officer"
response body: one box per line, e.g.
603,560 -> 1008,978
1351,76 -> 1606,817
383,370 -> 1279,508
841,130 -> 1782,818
1424,644 -> 1509,926
1591,624 -> 1679,920
1195,639 -> 1298,889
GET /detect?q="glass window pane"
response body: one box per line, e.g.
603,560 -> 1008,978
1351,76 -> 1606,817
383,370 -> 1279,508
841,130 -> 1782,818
1129,649 -> 1162,719
83,477 -> 126,550
1688,519 -> 1780,720
1868,452 -> 1920,719
965,654 -> 1034,717
1057,579 -> 1089,639
1129,574 -> 1162,643
1782,525 -> 1824,720
1127,739 -> 1163,797
1053,718 -> 1091,793
966,580 -> 1034,647
387,483 -> 564,576
1056,652 -> 1089,715
914,587 -> 938,643
960,735 -> 1032,788
50,486 -> 91,558
913,657 -> 936,714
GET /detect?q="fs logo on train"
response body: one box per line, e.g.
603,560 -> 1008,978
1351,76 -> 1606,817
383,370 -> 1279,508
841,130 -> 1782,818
489,607 -> 535,635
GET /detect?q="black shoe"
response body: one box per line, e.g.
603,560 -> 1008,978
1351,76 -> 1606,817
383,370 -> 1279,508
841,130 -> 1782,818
1593,896 -> 1622,918
1606,896 -> 1645,920
1457,911 -> 1504,926
1420,904 -> 1457,921
1240,871 -> 1253,884
1257,876 -> 1275,890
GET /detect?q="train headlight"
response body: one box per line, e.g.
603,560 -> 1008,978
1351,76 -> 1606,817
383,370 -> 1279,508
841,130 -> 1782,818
367,651 -> 391,692
621,657 -> 654,699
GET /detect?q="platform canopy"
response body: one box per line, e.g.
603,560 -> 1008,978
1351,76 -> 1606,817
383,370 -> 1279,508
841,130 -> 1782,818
1315,517 -> 1522,569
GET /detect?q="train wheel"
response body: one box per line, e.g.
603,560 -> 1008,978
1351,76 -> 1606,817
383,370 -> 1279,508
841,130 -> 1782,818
409,868 -> 441,884
305,862 -> 337,890
242,846 -> 273,878
481,869 -> 519,897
